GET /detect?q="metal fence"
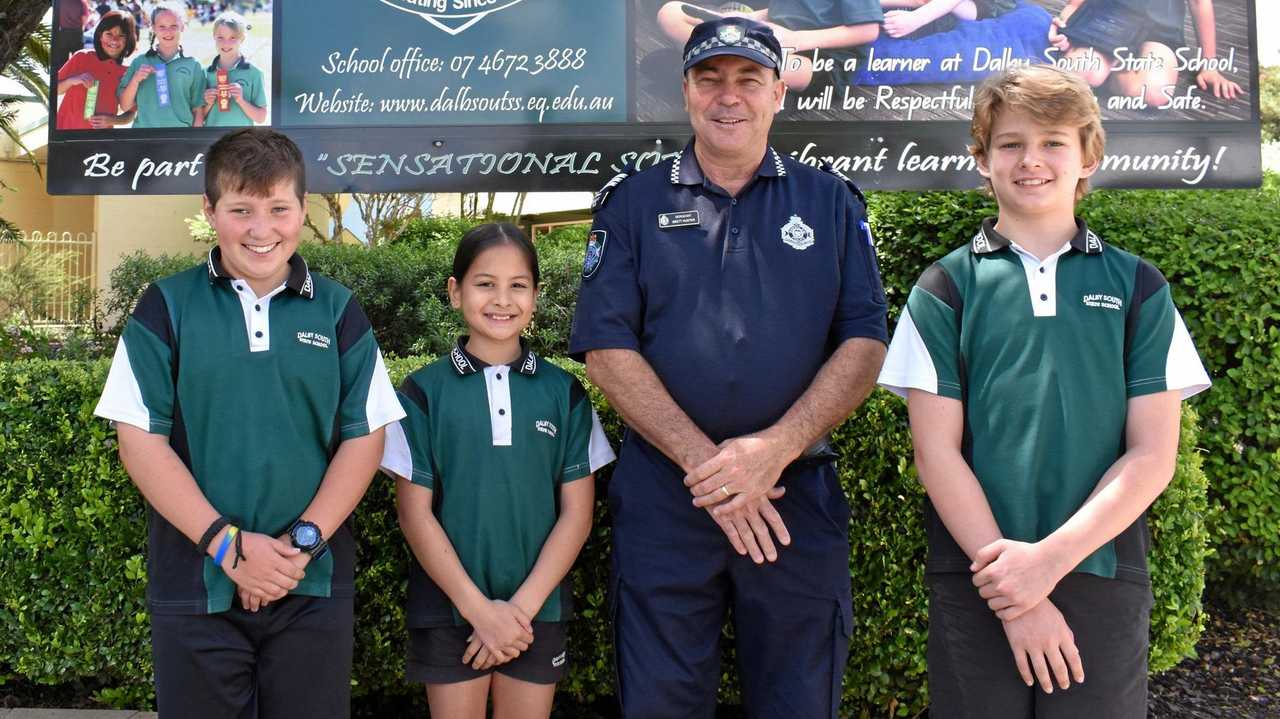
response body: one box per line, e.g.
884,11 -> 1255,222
0,230 -> 96,326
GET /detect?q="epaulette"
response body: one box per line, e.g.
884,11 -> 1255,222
592,163 -> 635,214
820,162 -> 867,208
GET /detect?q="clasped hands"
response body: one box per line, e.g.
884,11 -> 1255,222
971,539 -> 1085,694
683,433 -> 795,564
215,530 -> 310,613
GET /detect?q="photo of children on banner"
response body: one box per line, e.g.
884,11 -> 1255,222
51,0 -> 272,131
55,11 -> 138,130
1050,0 -> 1242,108
639,0 -> 1249,120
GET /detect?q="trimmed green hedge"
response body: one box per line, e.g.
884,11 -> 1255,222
0,357 -> 1209,714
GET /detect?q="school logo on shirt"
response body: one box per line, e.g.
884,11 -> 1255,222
781,215 -> 815,250
1082,294 -> 1123,311
583,230 -> 606,280
535,420 -> 558,438
296,331 -> 332,349
377,0 -> 528,35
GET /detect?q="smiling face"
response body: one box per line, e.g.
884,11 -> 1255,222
448,242 -> 538,364
213,24 -> 243,61
976,106 -> 1097,222
151,9 -> 183,55
682,54 -> 783,163
100,26 -> 128,59
204,178 -> 304,296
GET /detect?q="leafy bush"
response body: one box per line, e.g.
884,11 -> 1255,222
1261,65 -> 1279,144
0,358 -> 1210,715
102,251 -> 199,336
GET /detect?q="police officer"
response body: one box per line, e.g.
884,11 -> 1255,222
570,17 -> 888,718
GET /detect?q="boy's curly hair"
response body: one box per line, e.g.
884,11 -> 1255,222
204,128 -> 306,207
969,65 -> 1106,201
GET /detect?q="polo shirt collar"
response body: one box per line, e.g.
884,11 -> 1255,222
206,247 -> 316,299
670,140 -> 788,187
971,217 -> 1104,256
449,336 -> 538,377
207,55 -> 251,72
145,47 -> 187,62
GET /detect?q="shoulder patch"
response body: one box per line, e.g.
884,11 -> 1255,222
820,162 -> 867,208
583,230 -> 607,280
592,164 -> 635,214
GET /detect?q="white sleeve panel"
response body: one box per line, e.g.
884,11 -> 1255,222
379,419 -> 413,482
94,338 -> 156,433
587,408 -> 616,473
876,308 -> 940,399
1166,309 -> 1212,400
365,350 -> 408,432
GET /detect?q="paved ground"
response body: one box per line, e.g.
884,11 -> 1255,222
0,706 -> 156,711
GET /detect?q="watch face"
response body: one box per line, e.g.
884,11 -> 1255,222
294,524 -> 319,548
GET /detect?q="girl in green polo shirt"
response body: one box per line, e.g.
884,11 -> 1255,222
381,223 -> 614,719
200,12 -> 268,126
118,1 -> 205,127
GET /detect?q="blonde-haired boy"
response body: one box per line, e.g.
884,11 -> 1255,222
878,65 -> 1210,718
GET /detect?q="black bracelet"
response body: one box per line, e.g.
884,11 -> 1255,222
196,516 -> 231,556
232,527 -> 246,569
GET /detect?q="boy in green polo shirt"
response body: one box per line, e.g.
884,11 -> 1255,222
878,65 -> 1209,718
95,127 -> 404,718
200,11 -> 268,126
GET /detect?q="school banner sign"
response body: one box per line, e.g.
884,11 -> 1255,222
46,0 -> 1263,194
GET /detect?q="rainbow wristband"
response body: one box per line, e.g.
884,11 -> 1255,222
213,526 -> 239,567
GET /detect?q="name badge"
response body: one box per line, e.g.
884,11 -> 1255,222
658,211 -> 700,229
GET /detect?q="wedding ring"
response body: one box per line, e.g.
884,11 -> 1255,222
720,485 -> 731,498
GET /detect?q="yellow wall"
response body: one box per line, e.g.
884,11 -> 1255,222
1,159 -> 96,244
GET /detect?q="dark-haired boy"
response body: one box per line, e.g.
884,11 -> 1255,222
95,128 -> 404,718
877,66 -> 1209,718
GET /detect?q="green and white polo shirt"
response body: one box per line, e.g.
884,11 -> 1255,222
95,249 -> 405,614
878,219 -> 1209,583
202,56 -> 267,127
381,338 -> 615,627
119,48 -> 206,127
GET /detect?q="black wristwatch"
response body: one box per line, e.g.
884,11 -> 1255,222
288,519 -> 329,560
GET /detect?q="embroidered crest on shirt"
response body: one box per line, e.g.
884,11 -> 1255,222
583,230 -> 607,279
535,420 -> 558,438
781,215 -> 815,250
1082,294 -> 1123,311
296,331 -> 331,349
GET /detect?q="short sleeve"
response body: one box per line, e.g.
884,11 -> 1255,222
118,57 -> 142,97
335,296 -> 407,439
1125,260 -> 1210,400
559,378 -> 615,483
250,68 -> 267,108
95,284 -> 176,434
568,201 -> 644,362
57,50 -> 86,81
380,377 -> 436,489
836,0 -> 885,24
878,264 -> 964,400
831,194 -> 888,346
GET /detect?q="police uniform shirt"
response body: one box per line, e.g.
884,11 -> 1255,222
202,56 -> 267,127
570,141 -> 888,446
119,49 -> 206,127
381,339 -> 615,627
95,250 -> 405,614
877,219 -> 1210,582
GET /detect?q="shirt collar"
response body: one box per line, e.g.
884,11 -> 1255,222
970,217 -> 1104,256
207,55 -> 251,72
670,139 -> 788,187
449,336 -> 538,377
145,47 -> 187,62
206,247 -> 316,299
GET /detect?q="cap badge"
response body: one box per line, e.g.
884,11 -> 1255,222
718,24 -> 744,45
781,215 -> 815,251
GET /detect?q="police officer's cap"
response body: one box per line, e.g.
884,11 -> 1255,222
682,17 -> 782,75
